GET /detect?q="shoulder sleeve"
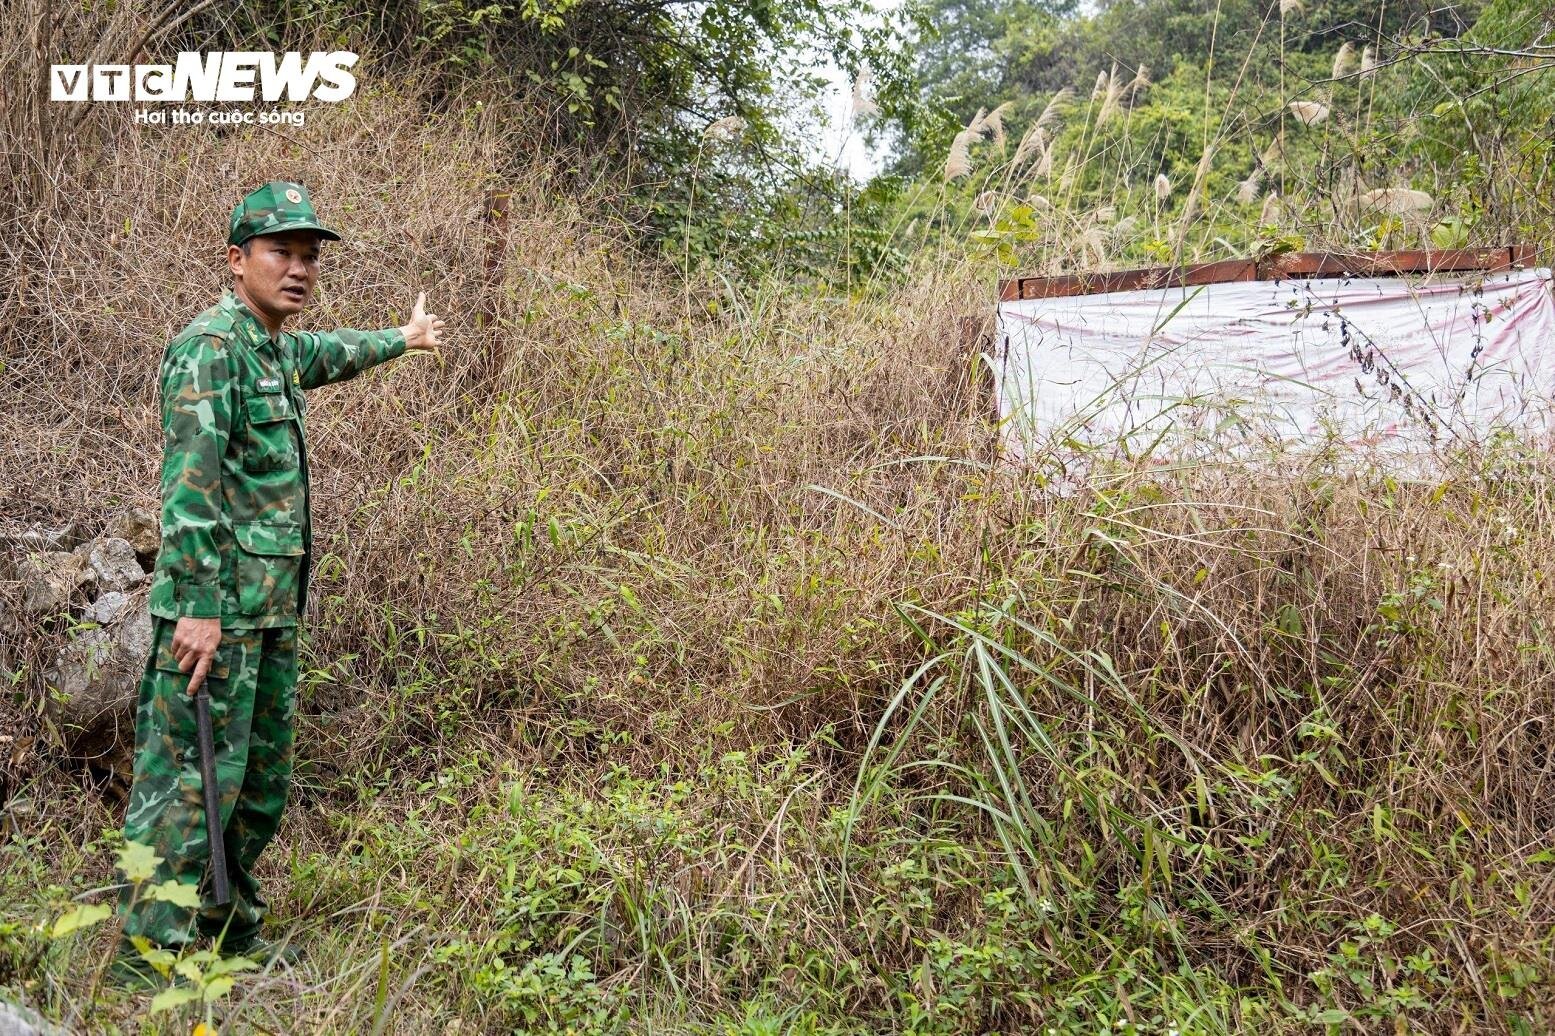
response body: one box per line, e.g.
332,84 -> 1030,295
290,327 -> 407,389
153,333 -> 234,618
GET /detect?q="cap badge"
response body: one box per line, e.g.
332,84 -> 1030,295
285,188 -> 302,204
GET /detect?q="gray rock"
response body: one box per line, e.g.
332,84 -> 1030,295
0,522 -> 83,554
45,591 -> 151,748
47,629 -> 120,730
0,998 -> 63,1036
117,596 -> 153,660
18,551 -> 91,616
77,537 -> 146,594
104,506 -> 160,563
84,591 -> 130,625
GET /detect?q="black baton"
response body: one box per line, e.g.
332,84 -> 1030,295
193,685 -> 231,906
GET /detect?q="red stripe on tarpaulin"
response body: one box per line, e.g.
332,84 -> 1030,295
997,247 -> 1538,302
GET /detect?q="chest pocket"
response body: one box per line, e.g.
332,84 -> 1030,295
243,391 -> 299,471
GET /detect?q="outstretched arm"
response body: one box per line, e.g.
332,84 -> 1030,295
292,293 -> 445,389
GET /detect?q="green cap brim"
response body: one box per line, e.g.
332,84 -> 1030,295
238,218 -> 342,245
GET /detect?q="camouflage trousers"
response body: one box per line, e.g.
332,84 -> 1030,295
117,617 -> 299,949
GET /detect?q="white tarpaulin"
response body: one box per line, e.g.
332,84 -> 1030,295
994,267 -> 1555,462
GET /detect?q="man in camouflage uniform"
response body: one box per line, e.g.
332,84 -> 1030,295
111,181 -> 445,983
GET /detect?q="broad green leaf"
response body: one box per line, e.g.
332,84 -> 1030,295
51,903 -> 111,938
208,955 -> 260,978
203,975 -> 236,1001
148,985 -> 201,1013
117,840 -> 161,883
135,942 -> 177,977
174,958 -> 204,982
148,880 -> 202,908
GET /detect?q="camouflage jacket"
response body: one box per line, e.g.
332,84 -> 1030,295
148,288 -> 407,629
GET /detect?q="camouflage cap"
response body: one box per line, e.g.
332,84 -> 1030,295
228,180 -> 341,247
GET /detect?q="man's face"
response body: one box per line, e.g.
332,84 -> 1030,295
228,229 -> 322,324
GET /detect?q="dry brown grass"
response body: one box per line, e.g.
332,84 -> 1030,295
0,10 -> 993,786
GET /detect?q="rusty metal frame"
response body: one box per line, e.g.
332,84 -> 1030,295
998,246 -> 1541,302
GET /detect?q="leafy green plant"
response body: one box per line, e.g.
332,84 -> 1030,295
37,840 -> 258,1023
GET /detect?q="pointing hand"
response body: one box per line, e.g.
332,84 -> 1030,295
401,292 -> 446,353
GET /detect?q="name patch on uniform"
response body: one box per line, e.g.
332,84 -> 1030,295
257,376 -> 283,393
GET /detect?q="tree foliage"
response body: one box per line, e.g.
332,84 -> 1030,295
192,0 -> 923,282
887,0 -> 1550,272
